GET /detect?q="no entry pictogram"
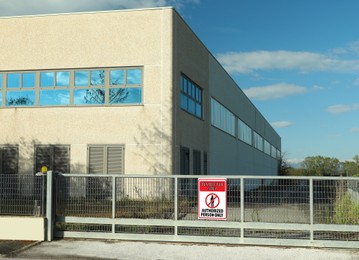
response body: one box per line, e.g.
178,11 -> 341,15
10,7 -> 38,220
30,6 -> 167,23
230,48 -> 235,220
198,178 -> 227,220
205,193 -> 220,208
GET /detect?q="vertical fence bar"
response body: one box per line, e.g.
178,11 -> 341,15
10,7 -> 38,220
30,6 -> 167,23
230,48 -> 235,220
174,176 -> 178,236
112,175 -> 116,233
309,178 -> 314,242
240,176 -> 244,242
46,171 -> 54,241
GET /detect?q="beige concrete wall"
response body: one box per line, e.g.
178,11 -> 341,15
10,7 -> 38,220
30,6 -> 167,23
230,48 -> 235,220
0,8 -> 174,175
0,217 -> 45,240
173,11 -> 210,175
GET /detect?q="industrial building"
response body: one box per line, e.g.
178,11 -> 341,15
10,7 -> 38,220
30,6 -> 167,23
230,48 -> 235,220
0,7 -> 281,176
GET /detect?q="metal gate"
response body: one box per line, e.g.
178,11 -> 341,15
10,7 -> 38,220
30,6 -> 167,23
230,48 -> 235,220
53,173 -> 359,248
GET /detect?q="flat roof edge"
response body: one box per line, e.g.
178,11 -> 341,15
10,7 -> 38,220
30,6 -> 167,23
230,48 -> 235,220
0,6 -> 174,20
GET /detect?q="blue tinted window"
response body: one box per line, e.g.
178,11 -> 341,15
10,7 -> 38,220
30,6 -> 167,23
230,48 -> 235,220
0,74 -> 3,88
110,70 -> 124,85
40,90 -> 70,106
56,72 -> 70,87
23,73 -> 35,88
180,74 -> 203,119
40,72 -> 54,87
110,88 -> 141,104
91,70 -> 104,86
0,93 -> 2,106
7,73 -> 20,88
75,71 -> 89,86
6,91 -> 35,106
127,69 -> 142,84
180,94 -> 187,110
74,89 -> 105,105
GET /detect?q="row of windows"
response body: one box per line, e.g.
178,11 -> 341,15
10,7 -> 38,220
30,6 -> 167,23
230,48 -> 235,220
210,98 -> 280,159
0,145 -> 124,175
0,67 -> 142,107
180,74 -> 203,119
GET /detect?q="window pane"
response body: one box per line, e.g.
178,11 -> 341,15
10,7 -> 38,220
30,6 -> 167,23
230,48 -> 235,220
127,69 -> 142,84
74,89 -> 105,105
40,72 -> 54,87
7,73 -> 20,88
91,70 -> 105,86
183,78 -> 188,93
180,94 -> 187,110
110,70 -> 124,85
22,73 -> 35,88
110,88 -> 141,104
75,71 -> 89,86
6,91 -> 35,106
0,74 -> 2,88
0,92 -> 2,106
195,103 -> 202,118
56,71 -> 70,87
40,90 -> 70,106
188,99 -> 195,114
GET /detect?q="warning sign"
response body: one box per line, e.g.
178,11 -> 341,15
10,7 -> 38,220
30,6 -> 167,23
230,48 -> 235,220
198,178 -> 227,220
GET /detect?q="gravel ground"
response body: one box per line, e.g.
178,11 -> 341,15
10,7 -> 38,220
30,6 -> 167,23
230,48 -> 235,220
12,239 -> 359,260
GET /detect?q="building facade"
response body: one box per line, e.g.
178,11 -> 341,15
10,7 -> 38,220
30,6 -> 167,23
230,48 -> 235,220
0,7 -> 281,176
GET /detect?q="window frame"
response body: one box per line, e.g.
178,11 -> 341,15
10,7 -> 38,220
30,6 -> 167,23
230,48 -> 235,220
180,74 -> 203,119
0,67 -> 143,108
0,145 -> 19,175
34,144 -> 70,173
87,144 -> 125,175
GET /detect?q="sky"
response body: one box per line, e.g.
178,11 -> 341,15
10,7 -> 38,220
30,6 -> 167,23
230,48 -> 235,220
1,0 -> 358,165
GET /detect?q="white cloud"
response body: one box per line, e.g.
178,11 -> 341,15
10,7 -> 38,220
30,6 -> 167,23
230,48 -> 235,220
351,127 -> 359,133
0,0 -> 199,16
271,121 -> 293,128
327,104 -> 359,114
243,83 -> 307,100
216,50 -> 359,74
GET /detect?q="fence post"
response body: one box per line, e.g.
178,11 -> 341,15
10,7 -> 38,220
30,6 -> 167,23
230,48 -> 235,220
174,176 -> 178,236
309,178 -> 314,242
112,175 -> 116,233
46,171 -> 54,241
240,177 -> 244,243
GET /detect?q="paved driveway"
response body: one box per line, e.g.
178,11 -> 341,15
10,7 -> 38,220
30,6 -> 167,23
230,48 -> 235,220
10,239 -> 359,260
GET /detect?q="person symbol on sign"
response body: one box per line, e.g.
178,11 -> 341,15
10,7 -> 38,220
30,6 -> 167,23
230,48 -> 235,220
210,195 -> 214,207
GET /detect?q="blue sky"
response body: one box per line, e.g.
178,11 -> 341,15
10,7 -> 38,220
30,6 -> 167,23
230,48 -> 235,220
1,0 -> 358,165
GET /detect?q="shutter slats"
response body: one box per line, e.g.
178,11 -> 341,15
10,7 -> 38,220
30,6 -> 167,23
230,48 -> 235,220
54,146 -> 70,173
2,146 -> 18,174
89,147 -> 105,174
107,146 -> 124,174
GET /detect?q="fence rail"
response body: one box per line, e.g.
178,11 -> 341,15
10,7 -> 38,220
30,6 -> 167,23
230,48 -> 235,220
54,174 -> 359,248
0,174 -> 46,217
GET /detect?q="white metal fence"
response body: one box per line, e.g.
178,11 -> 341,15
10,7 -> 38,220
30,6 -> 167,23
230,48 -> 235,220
53,173 -> 359,248
0,174 -> 46,217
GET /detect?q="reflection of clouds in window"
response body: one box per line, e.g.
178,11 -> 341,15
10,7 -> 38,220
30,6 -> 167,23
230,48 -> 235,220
127,69 -> 142,84
74,89 -> 105,105
56,72 -> 70,87
6,91 -> 35,106
75,71 -> 89,86
22,73 -> 36,88
110,70 -> 124,85
0,74 -> 2,88
7,73 -> 20,88
40,72 -> 54,87
0,93 -> 2,106
91,70 -> 104,86
40,90 -> 70,106
110,88 -> 141,104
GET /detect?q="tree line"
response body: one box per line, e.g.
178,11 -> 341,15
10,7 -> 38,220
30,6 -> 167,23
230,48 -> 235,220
279,154 -> 359,177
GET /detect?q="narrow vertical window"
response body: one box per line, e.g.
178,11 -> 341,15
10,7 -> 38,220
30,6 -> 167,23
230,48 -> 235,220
180,74 -> 203,119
